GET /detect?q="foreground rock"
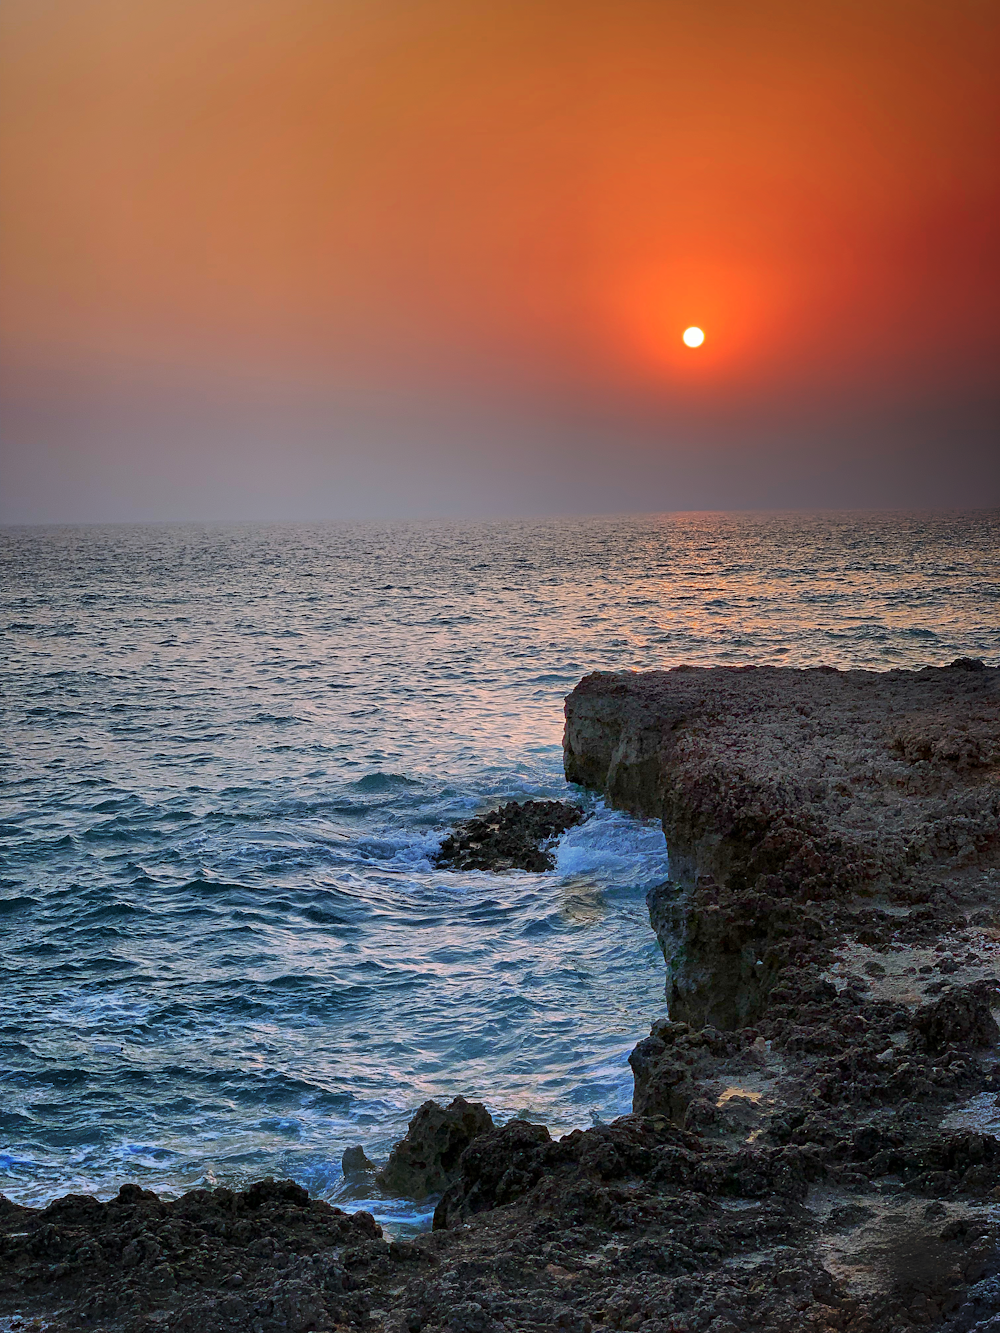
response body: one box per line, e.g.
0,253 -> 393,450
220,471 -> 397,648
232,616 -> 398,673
8,1107 -> 1000,1332
0,1179 -> 382,1332
434,799 -> 586,872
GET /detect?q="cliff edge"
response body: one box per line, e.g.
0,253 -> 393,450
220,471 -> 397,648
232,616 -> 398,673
564,660 -> 999,896
565,661 -> 1000,1027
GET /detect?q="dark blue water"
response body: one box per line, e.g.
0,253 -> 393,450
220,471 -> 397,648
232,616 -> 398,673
1,511 -> 997,1224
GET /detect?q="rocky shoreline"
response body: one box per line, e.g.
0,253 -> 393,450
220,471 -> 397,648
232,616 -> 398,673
3,661 -> 999,1333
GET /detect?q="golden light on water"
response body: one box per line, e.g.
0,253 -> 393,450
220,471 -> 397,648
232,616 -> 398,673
682,326 -> 705,348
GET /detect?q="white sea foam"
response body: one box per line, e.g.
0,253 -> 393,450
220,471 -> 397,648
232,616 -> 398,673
554,804 -> 670,886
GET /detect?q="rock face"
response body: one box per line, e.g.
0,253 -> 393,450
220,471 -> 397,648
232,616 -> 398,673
434,799 -> 586,872
375,1096 -> 495,1198
564,661 -> 1000,1025
548,659 -> 1000,1330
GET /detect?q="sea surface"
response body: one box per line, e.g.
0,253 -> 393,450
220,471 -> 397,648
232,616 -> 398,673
2,511 -> 998,1226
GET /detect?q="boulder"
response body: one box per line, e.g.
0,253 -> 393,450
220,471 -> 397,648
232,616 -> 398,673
911,982 -> 1000,1054
376,1096 -> 495,1198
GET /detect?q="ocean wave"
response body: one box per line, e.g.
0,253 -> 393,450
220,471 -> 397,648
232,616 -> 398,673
554,806 -> 670,885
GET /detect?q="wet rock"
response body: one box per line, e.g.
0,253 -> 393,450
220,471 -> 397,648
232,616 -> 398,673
434,800 -> 586,872
433,1109 -> 823,1234
376,1096 -> 495,1198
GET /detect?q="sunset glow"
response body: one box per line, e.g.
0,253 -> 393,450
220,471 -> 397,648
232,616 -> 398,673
1,0 -> 997,519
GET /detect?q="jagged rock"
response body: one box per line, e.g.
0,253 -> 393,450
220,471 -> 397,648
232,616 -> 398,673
629,1024 -> 696,1121
433,1118 -> 554,1227
434,799 -> 585,872
0,1178 -> 380,1333
911,982 -> 1000,1053
432,1109 -> 823,1235
375,1096 -> 495,1198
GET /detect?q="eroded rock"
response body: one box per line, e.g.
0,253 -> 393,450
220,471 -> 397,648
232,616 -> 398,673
0,1177 -> 380,1333
375,1096 -> 495,1198
556,660 -> 1000,1329
564,661 -> 999,897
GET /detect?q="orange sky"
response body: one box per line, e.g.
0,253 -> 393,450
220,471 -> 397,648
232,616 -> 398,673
1,0 -> 998,518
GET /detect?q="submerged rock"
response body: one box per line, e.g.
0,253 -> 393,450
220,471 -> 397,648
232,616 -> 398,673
341,1144 -> 375,1178
375,1095 -> 495,1198
434,799 -> 586,872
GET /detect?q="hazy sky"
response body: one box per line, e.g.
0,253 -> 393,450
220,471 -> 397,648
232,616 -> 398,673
2,0 -> 998,522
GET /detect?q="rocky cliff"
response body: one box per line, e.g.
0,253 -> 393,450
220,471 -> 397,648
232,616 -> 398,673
564,661 -> 1000,1027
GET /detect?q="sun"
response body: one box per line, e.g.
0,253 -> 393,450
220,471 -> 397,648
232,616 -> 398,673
682,326 -> 705,348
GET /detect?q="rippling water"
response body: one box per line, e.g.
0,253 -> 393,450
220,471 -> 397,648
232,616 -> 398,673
1,511 -> 997,1223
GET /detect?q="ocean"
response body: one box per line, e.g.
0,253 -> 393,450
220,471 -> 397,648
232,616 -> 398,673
1,510 -> 997,1228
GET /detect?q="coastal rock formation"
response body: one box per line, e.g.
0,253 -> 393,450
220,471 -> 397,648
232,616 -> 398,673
555,659 -> 1000,1329
564,660 -> 998,894
0,1178 -> 382,1333
375,1096 -> 495,1198
4,661 -> 1000,1333
434,799 -> 586,872
7,1105 -> 1000,1332
564,661 -> 1000,1024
